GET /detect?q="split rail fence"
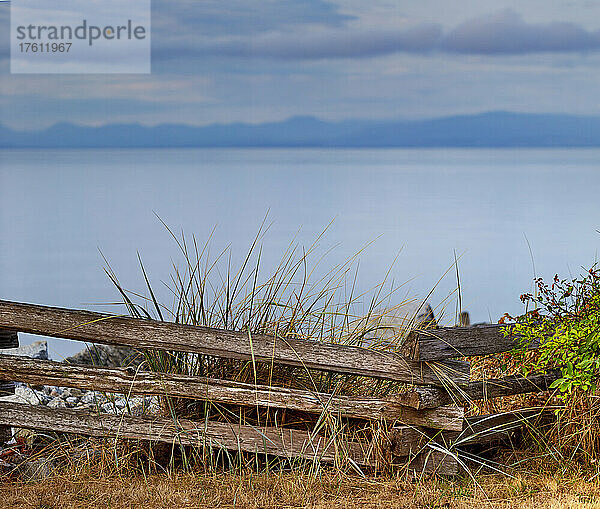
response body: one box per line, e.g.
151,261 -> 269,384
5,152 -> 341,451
0,299 -> 559,475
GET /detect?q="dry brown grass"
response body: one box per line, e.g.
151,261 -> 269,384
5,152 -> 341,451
3,467 -> 600,509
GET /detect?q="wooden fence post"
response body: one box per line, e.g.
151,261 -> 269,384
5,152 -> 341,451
0,300 -> 559,472
0,330 -> 18,443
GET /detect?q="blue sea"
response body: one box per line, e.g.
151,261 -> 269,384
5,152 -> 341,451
1,148 -> 598,359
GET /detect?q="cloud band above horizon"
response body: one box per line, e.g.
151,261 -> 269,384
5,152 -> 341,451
3,2 -> 600,130
157,9 -> 600,61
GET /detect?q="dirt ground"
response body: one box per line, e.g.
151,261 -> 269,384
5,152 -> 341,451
3,468 -> 600,509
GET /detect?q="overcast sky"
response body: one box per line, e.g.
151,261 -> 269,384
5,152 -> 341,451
2,0 -> 600,129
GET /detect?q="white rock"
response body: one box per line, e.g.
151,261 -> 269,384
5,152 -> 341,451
80,392 -> 94,404
114,398 -> 128,409
17,386 -> 41,404
65,397 -> 79,407
61,387 -> 84,399
0,340 -> 48,360
34,391 -> 51,405
101,402 -> 118,414
144,395 -> 160,413
0,392 -> 38,406
81,391 -> 107,405
123,397 -> 145,415
47,398 -> 66,409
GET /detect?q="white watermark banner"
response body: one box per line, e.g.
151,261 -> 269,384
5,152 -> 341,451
11,0 -> 151,74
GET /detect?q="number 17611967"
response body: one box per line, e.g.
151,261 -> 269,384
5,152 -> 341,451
19,42 -> 72,53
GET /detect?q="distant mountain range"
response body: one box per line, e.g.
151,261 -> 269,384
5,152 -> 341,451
3,111 -> 600,148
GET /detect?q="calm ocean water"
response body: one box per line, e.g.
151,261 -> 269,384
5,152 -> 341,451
1,148 -> 598,359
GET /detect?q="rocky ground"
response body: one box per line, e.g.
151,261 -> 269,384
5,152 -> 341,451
0,340 -> 161,480
0,340 -> 158,415
0,383 -> 161,481
2,383 -> 160,416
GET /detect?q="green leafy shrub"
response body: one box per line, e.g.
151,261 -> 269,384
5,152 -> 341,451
506,265 -> 600,399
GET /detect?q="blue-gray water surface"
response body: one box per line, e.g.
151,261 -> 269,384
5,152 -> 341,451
1,148 -> 598,359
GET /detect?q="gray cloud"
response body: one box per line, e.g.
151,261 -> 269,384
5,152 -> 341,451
4,4 -> 600,65
154,0 -> 353,37
0,0 -> 353,65
442,9 -> 600,54
197,24 -> 441,60
164,9 -> 600,61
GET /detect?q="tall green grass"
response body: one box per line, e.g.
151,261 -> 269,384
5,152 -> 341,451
101,219 -> 452,474
104,219 -> 437,392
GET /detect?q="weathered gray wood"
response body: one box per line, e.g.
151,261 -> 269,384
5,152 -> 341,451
0,401 -> 456,473
401,371 -> 561,409
461,371 -> 560,403
389,409 -> 555,475
407,324 -> 540,360
391,409 -> 555,457
0,300 -> 469,385
388,428 -> 459,475
390,414 -> 533,456
406,449 -> 458,476
0,355 -> 464,430
460,409 -> 555,446
390,426 -> 459,457
0,330 -> 18,349
0,329 -> 17,443
0,400 -> 373,465
0,330 -> 17,395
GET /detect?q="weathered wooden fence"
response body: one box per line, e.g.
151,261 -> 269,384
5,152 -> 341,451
0,299 -> 557,475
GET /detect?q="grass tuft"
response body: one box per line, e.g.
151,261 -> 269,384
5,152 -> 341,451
101,220 -> 446,474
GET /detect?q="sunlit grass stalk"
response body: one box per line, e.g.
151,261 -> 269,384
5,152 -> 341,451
103,219 -> 458,475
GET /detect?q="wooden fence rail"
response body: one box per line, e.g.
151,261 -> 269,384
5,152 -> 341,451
0,299 -> 560,475
403,370 -> 561,409
0,330 -> 17,443
0,355 -> 463,430
405,324 -> 541,361
0,401 -> 372,465
0,300 -> 468,386
0,401 -> 459,474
